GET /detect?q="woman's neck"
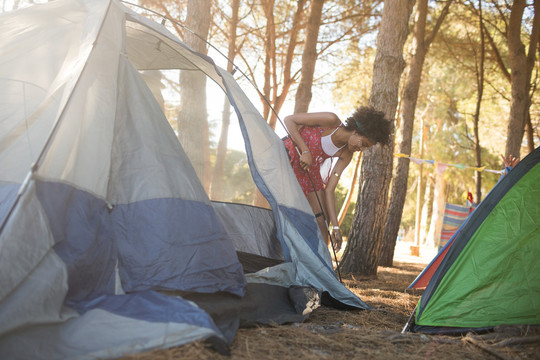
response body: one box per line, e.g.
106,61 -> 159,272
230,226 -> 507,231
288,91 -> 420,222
333,127 -> 353,148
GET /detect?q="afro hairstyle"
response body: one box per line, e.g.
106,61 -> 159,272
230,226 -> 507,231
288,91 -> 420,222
344,106 -> 392,146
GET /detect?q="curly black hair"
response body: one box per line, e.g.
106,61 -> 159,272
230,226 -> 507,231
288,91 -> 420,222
343,106 -> 393,146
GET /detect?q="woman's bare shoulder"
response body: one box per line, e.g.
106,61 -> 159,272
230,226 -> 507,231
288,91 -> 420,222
285,112 -> 340,127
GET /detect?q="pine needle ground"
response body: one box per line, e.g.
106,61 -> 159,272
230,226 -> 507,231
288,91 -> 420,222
121,242 -> 540,360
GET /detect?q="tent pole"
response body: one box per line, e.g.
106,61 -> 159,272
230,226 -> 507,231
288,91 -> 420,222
401,304 -> 417,333
294,146 -> 343,283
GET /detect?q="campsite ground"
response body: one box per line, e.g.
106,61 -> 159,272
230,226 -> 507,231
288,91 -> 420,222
124,240 -> 540,360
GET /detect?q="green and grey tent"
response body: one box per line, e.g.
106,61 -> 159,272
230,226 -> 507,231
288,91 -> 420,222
0,1 -> 369,358
407,146 -> 540,334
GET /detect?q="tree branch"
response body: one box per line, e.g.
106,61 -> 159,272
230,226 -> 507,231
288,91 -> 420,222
425,0 -> 453,47
463,334 -> 514,360
483,22 -> 511,82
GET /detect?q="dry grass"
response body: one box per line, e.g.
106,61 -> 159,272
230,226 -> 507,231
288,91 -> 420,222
121,255 -> 540,360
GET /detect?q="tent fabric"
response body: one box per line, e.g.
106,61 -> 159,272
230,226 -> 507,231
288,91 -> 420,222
439,203 -> 472,249
1,293 -> 224,360
0,1 -> 369,358
409,203 -> 474,290
174,282 -> 320,343
212,201 -> 284,261
408,238 -> 454,290
217,60 -> 370,309
410,146 -> 540,333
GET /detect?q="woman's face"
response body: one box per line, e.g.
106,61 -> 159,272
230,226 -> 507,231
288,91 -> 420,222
348,132 -> 373,152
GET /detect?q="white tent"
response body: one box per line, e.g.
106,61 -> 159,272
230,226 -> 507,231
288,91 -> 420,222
0,1 -> 369,358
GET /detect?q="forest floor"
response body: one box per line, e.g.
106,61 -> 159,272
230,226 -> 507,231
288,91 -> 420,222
123,240 -> 540,360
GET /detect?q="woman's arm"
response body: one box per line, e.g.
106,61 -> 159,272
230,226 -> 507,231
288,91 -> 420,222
284,112 -> 341,171
324,150 -> 353,250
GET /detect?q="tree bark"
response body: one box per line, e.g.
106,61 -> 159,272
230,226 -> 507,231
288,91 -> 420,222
177,0 -> 212,191
210,0 -> 240,200
414,124 -> 426,249
525,0 -> 540,152
341,0 -> 412,275
426,172 -> 446,249
472,0 -> 485,203
379,0 -> 451,267
525,111 -> 535,153
294,0 -> 325,114
261,0 -> 275,122
505,0 -> 529,159
419,173 -> 433,246
481,0 -> 539,157
338,153 -> 361,226
265,0 -> 305,128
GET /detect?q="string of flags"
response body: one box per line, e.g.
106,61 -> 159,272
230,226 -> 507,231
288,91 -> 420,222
393,153 -> 505,175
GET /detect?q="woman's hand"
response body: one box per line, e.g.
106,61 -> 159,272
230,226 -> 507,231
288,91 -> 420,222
299,150 -> 313,171
501,154 -> 520,168
284,113 -> 340,173
331,227 -> 342,252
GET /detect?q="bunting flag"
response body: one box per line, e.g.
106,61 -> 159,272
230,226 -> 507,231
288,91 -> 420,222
393,153 -> 505,175
437,163 -> 448,175
410,157 -> 424,165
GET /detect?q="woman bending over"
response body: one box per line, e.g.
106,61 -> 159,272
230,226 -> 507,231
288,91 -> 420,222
283,106 -> 392,251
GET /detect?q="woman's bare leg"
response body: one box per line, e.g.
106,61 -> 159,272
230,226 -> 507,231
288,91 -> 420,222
306,191 -> 329,245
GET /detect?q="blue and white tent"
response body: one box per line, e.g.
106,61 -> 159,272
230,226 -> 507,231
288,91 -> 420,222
0,1 -> 369,358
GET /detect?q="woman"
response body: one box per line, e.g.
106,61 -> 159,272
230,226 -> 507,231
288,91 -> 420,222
283,106 -> 392,251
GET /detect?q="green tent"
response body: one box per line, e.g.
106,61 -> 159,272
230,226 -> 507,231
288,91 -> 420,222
408,146 -> 540,334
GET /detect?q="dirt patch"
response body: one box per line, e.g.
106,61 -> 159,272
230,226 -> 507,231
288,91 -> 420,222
121,257 -> 540,360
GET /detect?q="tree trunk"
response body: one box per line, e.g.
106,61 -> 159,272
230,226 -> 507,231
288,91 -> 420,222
426,171 -> 446,249
210,0 -> 240,200
338,153 -> 361,226
294,0 -> 325,114
526,111 -> 535,153
261,0 -> 275,122
177,0 -> 212,191
379,0 -> 451,267
211,100 -> 231,201
265,0 -> 305,128
525,0 -> 540,153
341,0 -> 412,276
505,0 -> 529,159
419,173 -> 433,246
482,0 -> 539,158
414,124 -> 426,249
473,0 -> 485,203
